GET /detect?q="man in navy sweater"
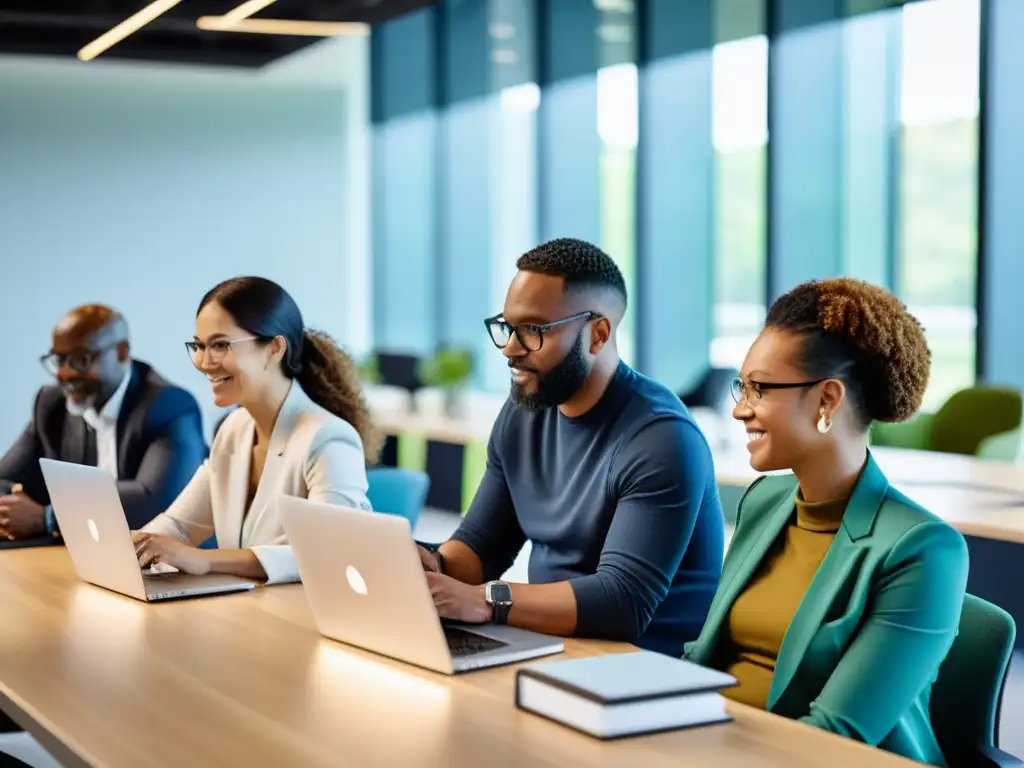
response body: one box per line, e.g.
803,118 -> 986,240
419,238 -> 723,656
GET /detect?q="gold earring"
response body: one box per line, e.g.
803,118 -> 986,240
817,412 -> 832,434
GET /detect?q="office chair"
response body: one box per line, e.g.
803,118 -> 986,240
679,367 -> 738,411
375,352 -> 424,394
871,386 -> 1023,458
931,594 -> 1021,767
930,387 -> 1023,456
366,467 -> 430,529
869,411 -> 935,451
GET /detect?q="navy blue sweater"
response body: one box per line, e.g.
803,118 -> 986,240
450,362 -> 724,655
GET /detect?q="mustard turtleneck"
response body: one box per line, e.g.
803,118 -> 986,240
720,492 -> 848,709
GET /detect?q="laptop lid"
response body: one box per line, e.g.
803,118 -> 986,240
39,458 -> 148,600
279,496 -> 456,674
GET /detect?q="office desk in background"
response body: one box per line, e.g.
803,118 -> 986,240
0,549 -> 915,768
372,403 -> 1024,544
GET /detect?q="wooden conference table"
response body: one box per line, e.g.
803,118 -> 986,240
374,408 -> 1024,544
0,548 -> 915,768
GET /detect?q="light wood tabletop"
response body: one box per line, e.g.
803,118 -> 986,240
373,407 -> 1024,544
0,548 -> 914,767
374,409 -> 494,446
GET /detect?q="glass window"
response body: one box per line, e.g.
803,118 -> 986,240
483,0 -> 540,392
897,0 -> 981,409
710,34 -> 768,370
597,1 -> 638,366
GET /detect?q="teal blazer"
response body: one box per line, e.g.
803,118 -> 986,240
686,453 -> 968,766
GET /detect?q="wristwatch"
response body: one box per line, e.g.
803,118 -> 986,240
485,581 -> 513,625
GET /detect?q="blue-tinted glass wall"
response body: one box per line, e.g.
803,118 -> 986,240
370,0 -> 539,389
371,10 -> 441,357
370,0 -> 994,405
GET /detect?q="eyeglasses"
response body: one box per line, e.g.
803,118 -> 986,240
484,312 -> 600,352
40,343 -> 118,376
730,377 -> 828,405
185,337 -> 259,368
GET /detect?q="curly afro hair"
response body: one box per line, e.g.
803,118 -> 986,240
766,278 -> 931,426
516,238 -> 627,307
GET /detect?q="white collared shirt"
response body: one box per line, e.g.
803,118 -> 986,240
66,368 -> 131,479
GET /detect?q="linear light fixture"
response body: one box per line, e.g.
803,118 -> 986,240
220,0 -> 280,26
196,16 -> 369,36
77,0 -> 182,61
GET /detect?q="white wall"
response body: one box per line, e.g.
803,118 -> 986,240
0,39 -> 370,447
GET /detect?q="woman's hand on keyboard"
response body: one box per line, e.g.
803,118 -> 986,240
133,532 -> 211,576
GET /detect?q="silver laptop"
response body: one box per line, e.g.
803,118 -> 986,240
39,459 -> 255,602
279,496 -> 564,674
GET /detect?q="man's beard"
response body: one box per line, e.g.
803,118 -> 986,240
510,330 -> 591,410
63,380 -> 99,414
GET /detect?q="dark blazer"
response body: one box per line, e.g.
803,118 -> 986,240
0,360 -> 207,532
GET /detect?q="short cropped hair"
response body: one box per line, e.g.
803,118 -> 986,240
517,238 -> 627,307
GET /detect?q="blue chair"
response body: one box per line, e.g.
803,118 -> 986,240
366,467 -> 430,529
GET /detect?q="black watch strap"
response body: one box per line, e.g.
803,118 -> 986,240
492,600 -> 512,625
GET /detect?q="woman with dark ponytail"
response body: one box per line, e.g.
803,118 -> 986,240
133,277 -> 380,584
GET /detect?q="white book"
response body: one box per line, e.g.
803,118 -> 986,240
515,651 -> 737,739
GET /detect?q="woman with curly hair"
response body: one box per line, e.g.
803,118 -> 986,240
686,278 -> 966,765
134,276 -> 381,584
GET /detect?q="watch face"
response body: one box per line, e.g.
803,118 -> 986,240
488,582 -> 513,604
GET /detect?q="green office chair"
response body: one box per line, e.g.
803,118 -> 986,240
869,412 -> 935,451
930,387 -> 1023,456
930,595 -> 1021,767
870,387 -> 1024,458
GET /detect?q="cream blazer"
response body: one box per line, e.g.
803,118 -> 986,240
141,382 -> 370,584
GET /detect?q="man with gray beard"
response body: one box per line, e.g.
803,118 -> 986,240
0,304 -> 206,546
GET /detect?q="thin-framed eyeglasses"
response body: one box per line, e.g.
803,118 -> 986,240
730,377 -> 829,405
185,337 -> 259,369
40,343 -> 119,376
484,311 -> 600,352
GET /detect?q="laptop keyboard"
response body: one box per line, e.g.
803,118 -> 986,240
443,625 -> 508,657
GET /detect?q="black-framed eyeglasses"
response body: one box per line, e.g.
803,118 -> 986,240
484,311 -> 601,352
40,343 -> 118,376
730,377 -> 828,405
185,336 -> 259,369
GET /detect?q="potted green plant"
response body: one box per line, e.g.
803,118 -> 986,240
419,346 -> 474,418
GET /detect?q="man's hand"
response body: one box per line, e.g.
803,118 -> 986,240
132,532 -> 211,576
417,544 -> 442,573
426,572 -> 493,624
0,485 -> 45,541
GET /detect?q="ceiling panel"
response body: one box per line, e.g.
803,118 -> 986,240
0,0 -> 437,67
